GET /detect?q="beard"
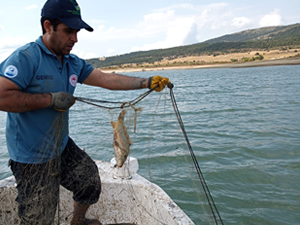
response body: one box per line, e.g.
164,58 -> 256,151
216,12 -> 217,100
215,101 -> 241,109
49,32 -> 74,57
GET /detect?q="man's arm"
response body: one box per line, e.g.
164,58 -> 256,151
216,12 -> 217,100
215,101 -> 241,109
83,69 -> 149,90
0,77 -> 52,113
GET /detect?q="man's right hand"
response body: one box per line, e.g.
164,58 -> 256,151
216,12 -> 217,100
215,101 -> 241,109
49,92 -> 75,112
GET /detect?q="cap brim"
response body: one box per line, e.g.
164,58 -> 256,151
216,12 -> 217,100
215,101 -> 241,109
60,17 -> 93,32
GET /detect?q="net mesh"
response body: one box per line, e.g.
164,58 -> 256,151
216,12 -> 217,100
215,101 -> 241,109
0,88 -> 215,224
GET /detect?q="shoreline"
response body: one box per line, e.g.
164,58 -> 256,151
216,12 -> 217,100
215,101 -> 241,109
101,57 -> 300,73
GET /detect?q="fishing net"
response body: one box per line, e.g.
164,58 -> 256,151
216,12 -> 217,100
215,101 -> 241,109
0,85 -> 222,225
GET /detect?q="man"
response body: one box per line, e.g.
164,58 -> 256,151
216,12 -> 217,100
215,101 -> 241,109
0,0 -> 170,225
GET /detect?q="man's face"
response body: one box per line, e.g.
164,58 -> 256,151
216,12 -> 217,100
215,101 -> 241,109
48,23 -> 80,57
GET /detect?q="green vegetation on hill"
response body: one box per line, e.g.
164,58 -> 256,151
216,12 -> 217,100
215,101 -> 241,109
86,23 -> 300,69
204,23 -> 300,43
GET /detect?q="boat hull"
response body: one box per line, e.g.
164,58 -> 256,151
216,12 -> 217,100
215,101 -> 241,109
0,160 -> 194,225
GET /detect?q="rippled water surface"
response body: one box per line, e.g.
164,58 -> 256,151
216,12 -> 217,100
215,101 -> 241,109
1,65 -> 299,224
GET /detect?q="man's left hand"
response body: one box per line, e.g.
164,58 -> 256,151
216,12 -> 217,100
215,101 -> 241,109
148,76 -> 171,92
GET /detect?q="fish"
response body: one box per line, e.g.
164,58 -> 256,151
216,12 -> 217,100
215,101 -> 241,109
111,109 -> 133,168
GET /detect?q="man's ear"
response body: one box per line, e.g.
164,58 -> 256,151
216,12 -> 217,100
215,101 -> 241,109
43,20 -> 53,33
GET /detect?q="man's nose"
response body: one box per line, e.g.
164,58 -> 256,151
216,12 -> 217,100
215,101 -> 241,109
71,32 -> 78,43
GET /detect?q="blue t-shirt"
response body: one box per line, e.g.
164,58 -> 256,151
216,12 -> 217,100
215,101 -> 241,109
0,36 -> 94,163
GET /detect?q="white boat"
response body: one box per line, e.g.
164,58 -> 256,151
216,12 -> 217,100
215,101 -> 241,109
0,157 -> 195,225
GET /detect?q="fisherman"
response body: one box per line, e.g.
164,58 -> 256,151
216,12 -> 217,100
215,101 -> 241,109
0,0 -> 170,225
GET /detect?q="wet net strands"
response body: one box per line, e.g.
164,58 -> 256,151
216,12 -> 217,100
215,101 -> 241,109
167,83 -> 224,225
75,84 -> 224,225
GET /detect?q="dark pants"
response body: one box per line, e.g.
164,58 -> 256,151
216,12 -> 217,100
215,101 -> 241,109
10,138 -> 101,225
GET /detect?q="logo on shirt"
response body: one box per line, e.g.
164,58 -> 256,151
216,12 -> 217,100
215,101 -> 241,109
4,65 -> 18,78
69,74 -> 78,87
36,75 -> 54,80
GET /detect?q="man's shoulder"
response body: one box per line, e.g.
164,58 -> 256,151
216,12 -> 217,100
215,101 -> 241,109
18,41 -> 41,55
68,53 -> 88,66
0,41 -> 41,70
69,53 -> 82,61
8,41 -> 42,62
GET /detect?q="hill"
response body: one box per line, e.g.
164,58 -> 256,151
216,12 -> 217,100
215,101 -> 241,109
204,23 -> 300,43
86,23 -> 300,69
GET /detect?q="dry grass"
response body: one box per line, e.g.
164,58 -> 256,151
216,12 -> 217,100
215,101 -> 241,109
160,48 -> 300,64
102,48 -> 300,73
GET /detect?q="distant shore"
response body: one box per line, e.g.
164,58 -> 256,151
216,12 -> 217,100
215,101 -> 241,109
101,57 -> 300,73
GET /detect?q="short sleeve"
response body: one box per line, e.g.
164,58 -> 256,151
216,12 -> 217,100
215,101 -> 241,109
0,49 -> 35,91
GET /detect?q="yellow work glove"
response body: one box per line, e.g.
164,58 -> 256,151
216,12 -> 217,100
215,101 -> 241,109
148,76 -> 171,92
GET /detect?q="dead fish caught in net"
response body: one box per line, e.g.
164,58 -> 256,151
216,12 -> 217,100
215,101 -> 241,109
111,109 -> 133,168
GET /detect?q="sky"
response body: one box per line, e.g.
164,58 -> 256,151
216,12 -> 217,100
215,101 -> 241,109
0,0 -> 299,62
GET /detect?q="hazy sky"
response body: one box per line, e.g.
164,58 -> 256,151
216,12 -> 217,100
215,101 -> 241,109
0,0 -> 299,61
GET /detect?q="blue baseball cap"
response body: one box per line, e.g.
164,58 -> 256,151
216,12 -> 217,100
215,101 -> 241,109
41,0 -> 93,32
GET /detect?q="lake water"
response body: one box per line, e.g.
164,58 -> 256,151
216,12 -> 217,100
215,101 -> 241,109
0,65 -> 299,224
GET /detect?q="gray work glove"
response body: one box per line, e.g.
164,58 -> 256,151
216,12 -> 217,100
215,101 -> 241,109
49,92 -> 75,112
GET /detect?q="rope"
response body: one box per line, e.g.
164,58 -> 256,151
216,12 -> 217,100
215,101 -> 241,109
75,88 -> 152,133
75,87 -> 156,110
167,83 -> 224,225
